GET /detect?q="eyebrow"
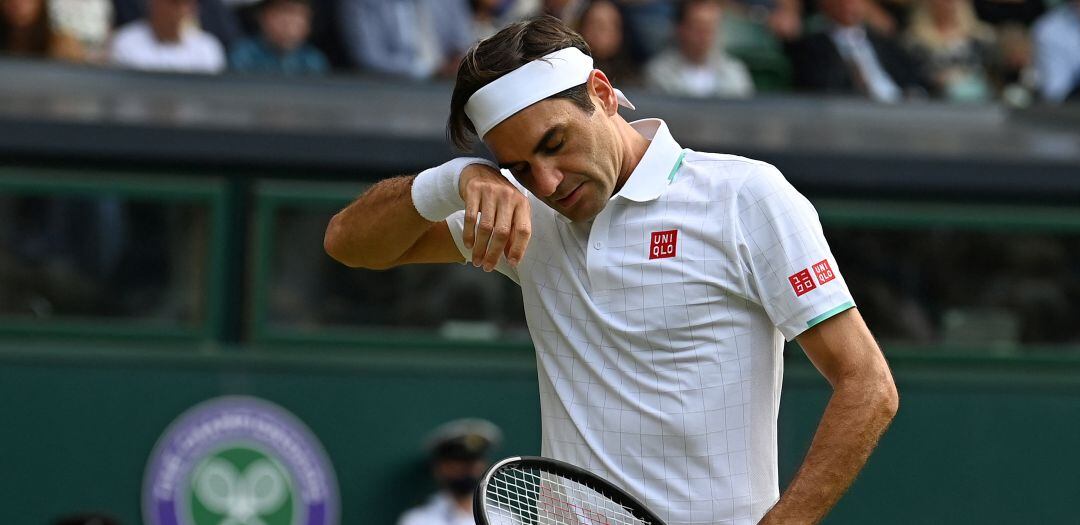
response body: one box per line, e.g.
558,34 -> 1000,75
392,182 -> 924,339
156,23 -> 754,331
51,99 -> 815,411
497,125 -> 564,170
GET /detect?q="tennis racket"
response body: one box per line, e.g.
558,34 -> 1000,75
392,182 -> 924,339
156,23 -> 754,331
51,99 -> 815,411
474,455 -> 667,525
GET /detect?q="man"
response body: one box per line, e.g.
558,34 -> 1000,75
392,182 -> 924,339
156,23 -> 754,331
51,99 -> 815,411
110,0 -> 225,73
645,0 -> 753,98
325,16 -> 898,525
786,0 -> 926,102
398,419 -> 502,525
229,0 -> 328,74
338,0 -> 473,79
1032,0 -> 1080,103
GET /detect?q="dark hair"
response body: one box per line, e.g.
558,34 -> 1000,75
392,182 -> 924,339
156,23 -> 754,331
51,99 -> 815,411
448,15 -> 596,151
675,0 -> 720,26
0,0 -> 53,56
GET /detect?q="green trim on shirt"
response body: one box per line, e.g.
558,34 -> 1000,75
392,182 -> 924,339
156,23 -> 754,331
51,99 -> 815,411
806,301 -> 856,328
667,150 -> 687,183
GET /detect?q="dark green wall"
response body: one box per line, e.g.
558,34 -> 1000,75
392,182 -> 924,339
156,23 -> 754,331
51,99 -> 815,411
2,343 -> 1079,525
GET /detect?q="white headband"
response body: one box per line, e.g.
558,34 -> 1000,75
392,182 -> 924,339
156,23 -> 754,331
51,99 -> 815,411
464,47 -> 636,140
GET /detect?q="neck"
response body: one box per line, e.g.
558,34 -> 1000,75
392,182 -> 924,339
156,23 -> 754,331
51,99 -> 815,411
613,118 -> 651,194
150,17 -> 183,43
452,494 -> 471,513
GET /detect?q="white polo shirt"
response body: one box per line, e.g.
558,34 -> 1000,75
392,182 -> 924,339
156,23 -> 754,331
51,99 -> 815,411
446,119 -> 855,525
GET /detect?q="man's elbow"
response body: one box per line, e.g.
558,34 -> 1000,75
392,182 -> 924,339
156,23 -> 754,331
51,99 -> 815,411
877,371 -> 900,422
323,216 -> 389,270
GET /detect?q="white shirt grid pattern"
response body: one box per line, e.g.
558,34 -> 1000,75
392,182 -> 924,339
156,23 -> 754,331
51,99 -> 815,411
446,120 -> 854,525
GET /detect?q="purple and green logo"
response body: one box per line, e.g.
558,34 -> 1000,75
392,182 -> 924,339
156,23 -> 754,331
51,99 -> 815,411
143,396 -> 339,525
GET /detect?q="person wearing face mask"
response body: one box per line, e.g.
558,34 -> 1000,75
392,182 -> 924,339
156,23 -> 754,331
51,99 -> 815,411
398,419 -> 502,525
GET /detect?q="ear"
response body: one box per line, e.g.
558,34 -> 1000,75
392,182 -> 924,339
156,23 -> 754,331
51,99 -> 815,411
586,69 -> 619,117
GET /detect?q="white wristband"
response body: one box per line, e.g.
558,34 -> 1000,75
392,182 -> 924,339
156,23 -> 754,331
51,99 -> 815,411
411,157 -> 499,221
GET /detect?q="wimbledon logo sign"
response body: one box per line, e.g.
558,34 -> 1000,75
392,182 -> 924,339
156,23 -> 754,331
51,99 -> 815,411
143,396 -> 339,525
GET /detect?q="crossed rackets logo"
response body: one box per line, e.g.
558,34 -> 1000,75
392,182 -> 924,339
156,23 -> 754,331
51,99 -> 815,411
191,451 -> 293,525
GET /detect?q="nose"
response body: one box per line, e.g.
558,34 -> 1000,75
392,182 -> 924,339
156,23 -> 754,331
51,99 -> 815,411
531,162 -> 564,198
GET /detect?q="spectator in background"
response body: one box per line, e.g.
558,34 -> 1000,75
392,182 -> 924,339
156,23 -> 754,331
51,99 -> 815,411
1032,0 -> 1080,103
904,0 -> 996,102
0,0 -> 85,61
110,0 -> 225,73
576,0 -> 641,86
617,0 -> 677,59
398,419 -> 502,525
49,0 -> 113,62
645,0 -> 754,98
339,0 -> 473,80
471,0 -> 502,40
787,0 -> 927,102
112,0 -> 243,50
229,0 -> 327,74
542,0 -> 586,22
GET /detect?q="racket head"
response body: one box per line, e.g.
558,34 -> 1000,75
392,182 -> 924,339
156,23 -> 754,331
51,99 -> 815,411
474,455 -> 666,525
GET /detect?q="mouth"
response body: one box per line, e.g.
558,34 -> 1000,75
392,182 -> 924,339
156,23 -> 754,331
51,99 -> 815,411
554,183 -> 584,208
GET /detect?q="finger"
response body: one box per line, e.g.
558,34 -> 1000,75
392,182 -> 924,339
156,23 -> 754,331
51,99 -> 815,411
504,200 -> 531,267
472,197 -> 496,267
462,191 -> 479,251
481,199 -> 514,271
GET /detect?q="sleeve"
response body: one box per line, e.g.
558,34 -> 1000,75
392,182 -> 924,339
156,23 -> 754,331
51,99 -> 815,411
445,210 -> 521,285
735,164 -> 855,341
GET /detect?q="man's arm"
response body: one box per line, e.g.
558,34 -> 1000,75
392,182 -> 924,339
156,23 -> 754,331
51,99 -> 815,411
759,307 -> 898,525
324,163 -> 531,271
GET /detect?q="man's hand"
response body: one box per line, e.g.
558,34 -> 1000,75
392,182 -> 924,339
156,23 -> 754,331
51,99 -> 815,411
459,164 -> 532,271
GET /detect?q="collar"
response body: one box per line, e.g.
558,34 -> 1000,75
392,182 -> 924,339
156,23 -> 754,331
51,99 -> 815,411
613,118 -> 686,203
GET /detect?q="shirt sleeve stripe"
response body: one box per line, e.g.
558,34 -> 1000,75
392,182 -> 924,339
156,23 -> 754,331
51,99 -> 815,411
806,301 -> 856,328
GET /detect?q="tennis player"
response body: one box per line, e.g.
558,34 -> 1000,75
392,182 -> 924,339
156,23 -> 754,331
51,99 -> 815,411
325,15 -> 898,525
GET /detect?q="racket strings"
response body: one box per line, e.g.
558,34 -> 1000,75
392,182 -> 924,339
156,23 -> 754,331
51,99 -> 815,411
484,465 -> 653,525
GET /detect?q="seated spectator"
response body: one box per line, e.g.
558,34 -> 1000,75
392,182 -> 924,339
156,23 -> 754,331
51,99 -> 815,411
617,0 -> 677,60
645,0 -> 754,98
0,0 -> 85,61
904,0 -> 996,102
112,0 -> 243,50
339,0 -> 473,80
110,0 -> 226,73
576,0 -> 641,86
49,0 -> 112,62
471,0 -> 503,40
229,0 -> 327,74
787,0 -> 928,102
398,419 -> 502,525
1032,0 -> 1080,103
542,0 -> 586,22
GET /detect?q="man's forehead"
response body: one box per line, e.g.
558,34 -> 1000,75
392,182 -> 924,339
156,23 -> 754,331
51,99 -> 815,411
483,99 -> 578,149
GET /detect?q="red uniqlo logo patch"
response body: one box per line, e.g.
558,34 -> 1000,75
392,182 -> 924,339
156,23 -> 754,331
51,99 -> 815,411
789,269 -> 816,297
649,229 -> 678,260
813,259 -> 835,285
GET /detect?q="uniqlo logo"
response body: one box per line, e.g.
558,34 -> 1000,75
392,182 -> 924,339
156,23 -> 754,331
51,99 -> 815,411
649,229 -> 678,260
789,269 -> 816,297
813,259 -> 835,285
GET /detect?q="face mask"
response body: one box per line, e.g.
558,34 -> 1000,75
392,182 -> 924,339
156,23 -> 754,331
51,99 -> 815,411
443,473 -> 481,497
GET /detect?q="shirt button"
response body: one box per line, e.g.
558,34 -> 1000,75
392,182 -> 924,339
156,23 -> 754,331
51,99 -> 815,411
594,241 -> 603,250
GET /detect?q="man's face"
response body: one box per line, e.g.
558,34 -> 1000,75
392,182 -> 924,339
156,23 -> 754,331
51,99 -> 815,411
678,1 -> 721,64
260,1 -> 311,51
484,89 -> 621,223
579,1 -> 623,61
821,0 -> 864,27
433,458 -> 487,497
1,0 -> 43,29
151,0 -> 195,24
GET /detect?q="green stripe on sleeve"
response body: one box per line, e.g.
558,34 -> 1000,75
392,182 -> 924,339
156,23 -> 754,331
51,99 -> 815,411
806,301 -> 856,328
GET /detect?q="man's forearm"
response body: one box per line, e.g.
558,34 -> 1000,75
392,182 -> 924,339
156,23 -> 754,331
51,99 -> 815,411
759,374 -> 898,525
324,175 -> 432,269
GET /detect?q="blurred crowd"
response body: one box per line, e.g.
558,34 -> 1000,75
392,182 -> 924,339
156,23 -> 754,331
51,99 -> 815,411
2,0 -> 1079,104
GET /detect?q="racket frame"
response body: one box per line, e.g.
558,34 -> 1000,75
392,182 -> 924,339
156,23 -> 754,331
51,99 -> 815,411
474,455 -> 667,525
